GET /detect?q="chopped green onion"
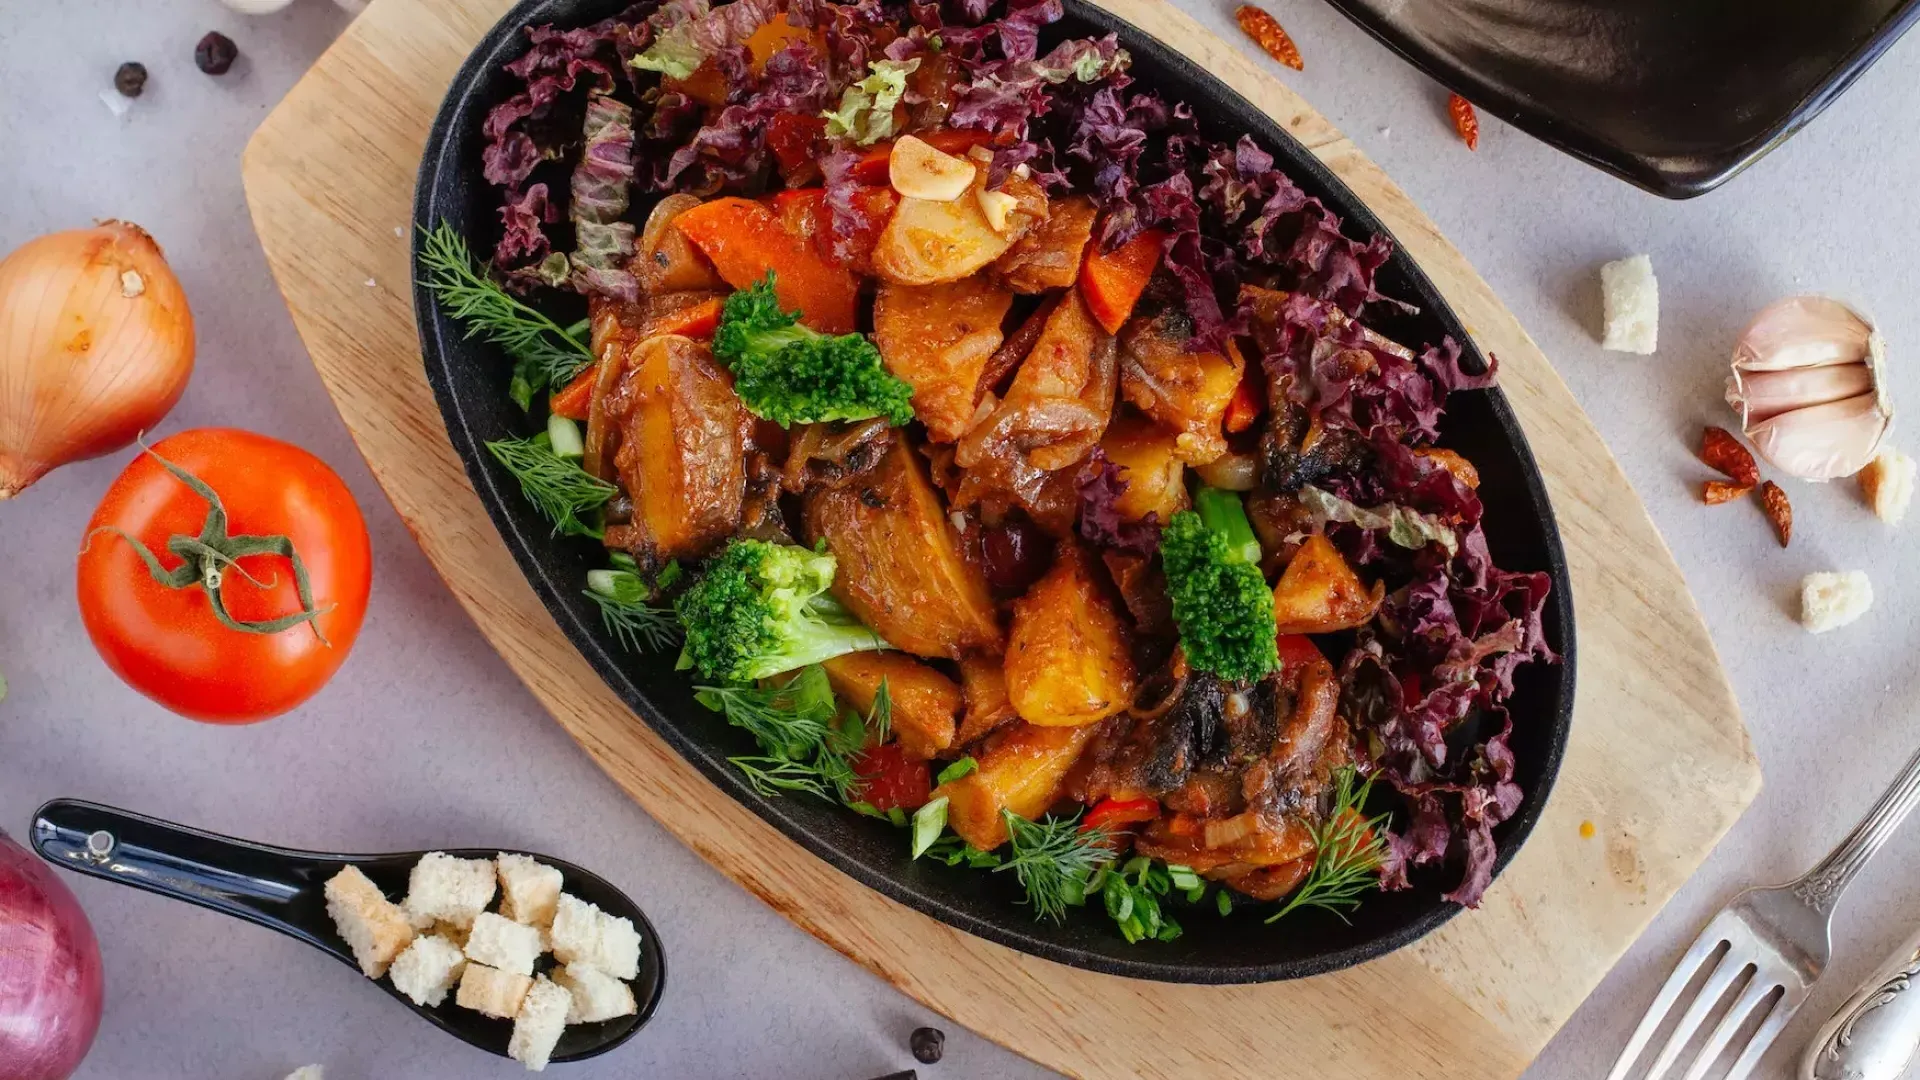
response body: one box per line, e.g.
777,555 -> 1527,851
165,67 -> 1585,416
934,756 -> 978,785
547,414 -> 585,459
911,796 -> 950,858
887,807 -> 908,827
1216,890 -> 1233,916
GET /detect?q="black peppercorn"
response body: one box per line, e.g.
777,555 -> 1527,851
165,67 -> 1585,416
194,32 -> 238,76
114,62 -> 148,98
909,1026 -> 944,1065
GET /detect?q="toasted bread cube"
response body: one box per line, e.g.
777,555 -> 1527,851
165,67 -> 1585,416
432,920 -> 470,951
549,894 -> 642,980
284,1068 -> 325,1080
552,963 -> 638,1024
1801,571 -> 1874,633
455,963 -> 533,1020
323,865 -> 414,978
387,933 -> 467,1007
1860,446 -> 1914,525
508,977 -> 572,1072
1600,254 -> 1658,354
464,912 -> 545,976
402,852 -> 496,930
496,853 -> 565,928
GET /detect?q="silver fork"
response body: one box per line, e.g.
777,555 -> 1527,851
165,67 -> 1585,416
1607,744 -> 1920,1080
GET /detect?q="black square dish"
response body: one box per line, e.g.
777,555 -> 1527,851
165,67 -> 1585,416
1324,0 -> 1920,196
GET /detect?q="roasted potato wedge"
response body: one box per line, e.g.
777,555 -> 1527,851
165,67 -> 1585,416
803,438 -> 1003,658
1118,311 -> 1243,465
872,277 -> 1014,443
1005,545 -> 1136,727
605,335 -> 749,563
823,651 -> 962,761
955,653 -> 1018,745
636,193 -> 726,294
1270,533 -> 1385,634
872,166 -> 1045,286
994,195 -> 1097,293
936,721 -> 1099,849
1098,413 -> 1188,523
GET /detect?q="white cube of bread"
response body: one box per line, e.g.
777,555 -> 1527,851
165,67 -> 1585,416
508,977 -> 573,1072
464,912 -> 545,976
284,1068 -> 325,1080
403,852 -> 497,929
433,920 -> 470,951
552,963 -> 637,1024
1801,571 -> 1874,633
1860,446 -> 1914,525
387,933 -> 467,1007
455,963 -> 533,1020
497,853 -> 564,928
549,894 -> 641,980
1599,254 -> 1658,354
323,865 -> 414,978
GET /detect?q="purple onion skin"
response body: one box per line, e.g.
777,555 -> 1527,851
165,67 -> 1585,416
0,830 -> 104,1080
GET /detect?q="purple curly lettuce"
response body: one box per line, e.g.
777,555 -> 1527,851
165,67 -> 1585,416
663,39 -> 830,193
950,32 -> 1129,140
1074,449 -> 1162,555
632,0 -> 779,79
567,95 -> 640,300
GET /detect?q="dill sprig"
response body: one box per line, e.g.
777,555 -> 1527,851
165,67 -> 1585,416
585,556 -> 680,652
996,810 -> 1114,923
698,667 -> 892,804
418,221 -> 595,410
485,433 -> 615,538
1267,766 -> 1391,923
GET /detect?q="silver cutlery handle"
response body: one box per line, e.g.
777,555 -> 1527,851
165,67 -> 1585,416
1802,928 -> 1920,1080
1792,745 -> 1920,913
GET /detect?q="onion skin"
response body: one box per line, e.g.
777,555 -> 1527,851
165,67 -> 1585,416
0,222 -> 195,498
0,829 -> 104,1080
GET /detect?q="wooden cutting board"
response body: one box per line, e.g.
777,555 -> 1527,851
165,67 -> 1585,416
241,0 -> 1761,1074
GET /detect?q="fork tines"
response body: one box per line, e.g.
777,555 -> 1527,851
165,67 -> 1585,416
1606,910 -> 1805,1080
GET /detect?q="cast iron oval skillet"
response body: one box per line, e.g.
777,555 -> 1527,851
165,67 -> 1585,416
414,0 -> 1577,983
31,799 -> 665,1062
1324,0 -> 1920,198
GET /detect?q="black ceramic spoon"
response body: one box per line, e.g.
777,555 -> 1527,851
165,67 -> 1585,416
30,798 -> 665,1064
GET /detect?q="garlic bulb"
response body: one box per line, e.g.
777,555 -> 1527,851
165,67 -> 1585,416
1726,296 -> 1892,480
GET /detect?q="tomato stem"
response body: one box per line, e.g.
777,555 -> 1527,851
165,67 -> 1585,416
86,446 -> 334,643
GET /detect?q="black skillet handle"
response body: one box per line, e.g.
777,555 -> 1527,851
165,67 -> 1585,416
30,798 -> 353,961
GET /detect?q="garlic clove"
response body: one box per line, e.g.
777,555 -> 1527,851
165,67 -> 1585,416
1726,362 -> 1875,424
1746,392 -> 1890,482
1732,295 -> 1876,372
889,135 -> 977,202
977,188 -> 1018,233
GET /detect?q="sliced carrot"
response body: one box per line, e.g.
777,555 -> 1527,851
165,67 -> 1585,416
550,363 -> 598,421
1223,377 -> 1261,434
664,60 -> 730,109
850,128 -> 1000,185
653,295 -> 725,339
769,187 -> 826,245
674,197 -> 860,333
1081,229 -> 1165,335
744,20 -> 820,73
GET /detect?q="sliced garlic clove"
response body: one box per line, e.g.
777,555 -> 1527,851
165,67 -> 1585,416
1746,391 -> 1890,481
978,188 -> 1018,233
890,135 -> 977,202
1731,295 -> 1876,372
1726,361 -> 1876,424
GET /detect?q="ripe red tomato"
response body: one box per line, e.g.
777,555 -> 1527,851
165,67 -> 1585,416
76,428 -> 372,723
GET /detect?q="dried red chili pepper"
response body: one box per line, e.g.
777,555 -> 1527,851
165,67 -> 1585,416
1701,426 -> 1762,487
1702,479 -> 1754,505
1448,93 -> 1480,151
1759,481 -> 1793,546
1236,6 -> 1304,71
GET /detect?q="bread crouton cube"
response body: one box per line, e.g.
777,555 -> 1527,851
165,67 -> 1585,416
388,933 -> 467,1007
284,1068 -> 325,1080
1860,446 -> 1914,525
403,852 -> 497,930
549,894 -> 642,980
464,912 -> 545,976
1600,254 -> 1658,354
508,976 -> 572,1072
552,963 -> 637,1024
455,963 -> 533,1020
323,865 -> 414,978
1801,570 -> 1874,633
496,853 -> 564,928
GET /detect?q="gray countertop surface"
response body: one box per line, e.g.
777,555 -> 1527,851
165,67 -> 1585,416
3,1 -> 1918,1078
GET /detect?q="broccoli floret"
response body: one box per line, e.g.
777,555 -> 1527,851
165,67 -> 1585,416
712,273 -> 915,427
675,538 -> 890,682
1159,487 -> 1279,684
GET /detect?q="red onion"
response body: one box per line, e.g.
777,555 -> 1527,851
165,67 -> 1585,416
0,829 -> 103,1080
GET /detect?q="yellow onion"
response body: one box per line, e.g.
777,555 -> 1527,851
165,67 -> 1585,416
0,222 -> 194,498
1726,296 -> 1891,480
